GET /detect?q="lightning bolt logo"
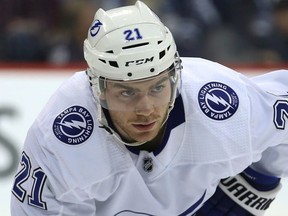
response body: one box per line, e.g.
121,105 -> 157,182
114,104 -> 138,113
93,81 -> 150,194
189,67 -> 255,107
198,82 -> 239,120
53,106 -> 94,145
90,19 -> 103,37
206,93 -> 234,110
58,120 -> 86,130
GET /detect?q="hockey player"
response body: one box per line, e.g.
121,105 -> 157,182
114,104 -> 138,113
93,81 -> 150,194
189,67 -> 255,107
11,1 -> 288,215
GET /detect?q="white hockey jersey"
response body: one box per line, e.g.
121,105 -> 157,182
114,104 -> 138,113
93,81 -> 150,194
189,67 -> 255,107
11,58 -> 288,215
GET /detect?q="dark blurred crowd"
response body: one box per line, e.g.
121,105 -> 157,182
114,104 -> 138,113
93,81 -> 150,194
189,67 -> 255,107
0,0 -> 287,65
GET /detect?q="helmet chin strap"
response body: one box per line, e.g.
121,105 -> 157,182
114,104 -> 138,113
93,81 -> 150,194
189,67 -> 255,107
97,106 -> 146,146
97,101 -> 174,147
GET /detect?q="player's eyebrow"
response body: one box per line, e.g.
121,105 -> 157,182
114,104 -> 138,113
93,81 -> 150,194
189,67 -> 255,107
112,76 -> 169,90
112,82 -> 135,91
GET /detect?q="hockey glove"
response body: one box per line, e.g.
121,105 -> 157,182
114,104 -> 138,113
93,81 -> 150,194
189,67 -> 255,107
195,167 -> 281,216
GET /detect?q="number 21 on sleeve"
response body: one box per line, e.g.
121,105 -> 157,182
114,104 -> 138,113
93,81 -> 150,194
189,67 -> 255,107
12,152 -> 47,210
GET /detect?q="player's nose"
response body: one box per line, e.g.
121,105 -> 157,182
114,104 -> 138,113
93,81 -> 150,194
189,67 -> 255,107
134,95 -> 154,116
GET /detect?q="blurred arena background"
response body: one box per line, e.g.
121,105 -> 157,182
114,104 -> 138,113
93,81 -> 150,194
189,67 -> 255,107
0,0 -> 288,65
1,0 -> 288,215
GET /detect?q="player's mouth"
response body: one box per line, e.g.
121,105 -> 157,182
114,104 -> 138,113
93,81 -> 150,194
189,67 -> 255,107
132,122 -> 156,131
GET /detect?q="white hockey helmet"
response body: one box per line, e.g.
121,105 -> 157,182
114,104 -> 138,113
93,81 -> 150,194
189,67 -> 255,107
83,1 -> 182,146
84,0 -> 179,79
84,1 -> 181,103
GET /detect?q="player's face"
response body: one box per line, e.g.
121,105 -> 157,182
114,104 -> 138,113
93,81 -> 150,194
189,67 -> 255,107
102,72 -> 172,143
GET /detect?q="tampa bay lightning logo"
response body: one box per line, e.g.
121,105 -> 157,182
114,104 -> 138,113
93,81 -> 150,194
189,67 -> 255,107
198,82 -> 239,120
53,106 -> 94,145
90,19 -> 103,37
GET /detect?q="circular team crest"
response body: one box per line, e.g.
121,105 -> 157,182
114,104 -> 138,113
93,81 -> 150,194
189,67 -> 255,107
198,82 -> 239,120
53,106 -> 94,145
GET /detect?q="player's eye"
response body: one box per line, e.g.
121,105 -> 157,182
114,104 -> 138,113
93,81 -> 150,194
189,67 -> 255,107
151,84 -> 165,94
121,89 -> 136,97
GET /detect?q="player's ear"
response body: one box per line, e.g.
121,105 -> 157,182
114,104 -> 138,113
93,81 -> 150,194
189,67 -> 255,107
99,92 -> 106,100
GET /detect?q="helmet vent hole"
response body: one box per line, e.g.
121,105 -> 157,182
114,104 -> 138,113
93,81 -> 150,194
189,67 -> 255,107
167,45 -> 171,51
109,61 -> 119,68
150,68 -> 155,72
99,59 -> 106,63
159,50 -> 166,59
122,42 -> 149,50
106,50 -> 114,54
127,72 -> 132,77
158,40 -> 163,44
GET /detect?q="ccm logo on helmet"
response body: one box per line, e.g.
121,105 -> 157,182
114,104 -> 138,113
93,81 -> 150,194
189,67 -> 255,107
125,57 -> 154,67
